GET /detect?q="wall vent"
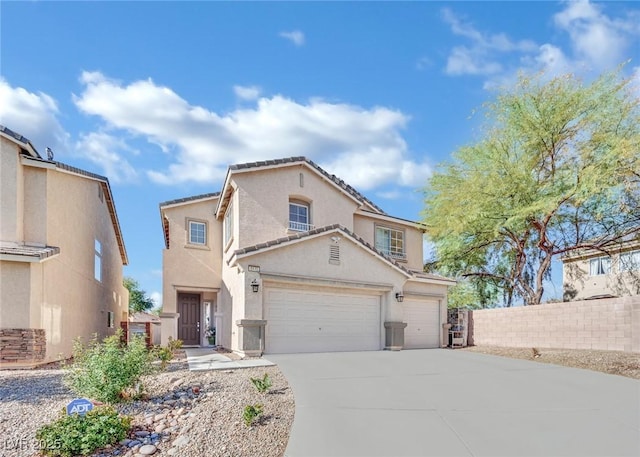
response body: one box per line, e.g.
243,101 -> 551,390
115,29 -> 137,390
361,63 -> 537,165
329,244 -> 340,265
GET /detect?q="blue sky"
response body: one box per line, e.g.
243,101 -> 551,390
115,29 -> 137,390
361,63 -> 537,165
2,1 -> 639,306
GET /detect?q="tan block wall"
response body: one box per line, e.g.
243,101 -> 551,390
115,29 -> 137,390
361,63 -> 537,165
469,296 -> 640,353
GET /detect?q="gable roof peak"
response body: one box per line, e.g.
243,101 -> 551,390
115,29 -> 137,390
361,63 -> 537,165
222,156 -> 385,215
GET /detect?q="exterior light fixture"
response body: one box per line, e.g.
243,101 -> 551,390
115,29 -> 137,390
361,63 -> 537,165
251,279 -> 260,293
395,292 -> 404,302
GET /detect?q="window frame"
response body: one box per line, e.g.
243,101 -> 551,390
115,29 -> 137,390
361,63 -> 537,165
187,219 -> 207,246
374,225 -> 406,260
94,239 -> 102,282
589,256 -> 611,276
224,201 -> 234,247
289,200 -> 312,231
619,250 -> 640,272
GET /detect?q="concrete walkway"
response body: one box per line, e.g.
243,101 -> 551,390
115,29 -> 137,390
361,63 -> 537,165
269,349 -> 640,457
184,348 -> 274,371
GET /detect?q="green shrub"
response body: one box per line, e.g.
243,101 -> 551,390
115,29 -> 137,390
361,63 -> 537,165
250,373 -> 272,394
36,406 -> 130,457
243,404 -> 263,426
152,345 -> 173,369
63,330 -> 155,403
167,336 -> 183,352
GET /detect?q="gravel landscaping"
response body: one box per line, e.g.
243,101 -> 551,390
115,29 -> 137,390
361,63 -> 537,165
462,345 -> 640,379
0,354 -> 294,457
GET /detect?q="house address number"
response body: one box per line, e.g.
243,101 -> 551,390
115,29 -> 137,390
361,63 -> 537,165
248,265 -> 260,272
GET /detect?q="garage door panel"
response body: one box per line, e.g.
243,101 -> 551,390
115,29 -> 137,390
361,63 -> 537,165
404,299 -> 440,349
265,287 -> 381,354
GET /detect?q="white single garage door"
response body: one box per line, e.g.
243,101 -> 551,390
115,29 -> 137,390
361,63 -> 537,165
264,286 -> 381,354
403,299 -> 441,349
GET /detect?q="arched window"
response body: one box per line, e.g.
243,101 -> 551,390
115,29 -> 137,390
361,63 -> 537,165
289,198 -> 313,231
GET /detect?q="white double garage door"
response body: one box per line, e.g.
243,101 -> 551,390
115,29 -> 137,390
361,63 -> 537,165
264,285 -> 440,354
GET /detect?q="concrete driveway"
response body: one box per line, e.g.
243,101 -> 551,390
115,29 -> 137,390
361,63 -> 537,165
267,349 -> 639,457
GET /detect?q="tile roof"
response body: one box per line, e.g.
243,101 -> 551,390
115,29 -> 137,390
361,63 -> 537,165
0,124 -> 41,158
0,243 -> 60,261
160,192 -> 220,208
233,224 -> 412,276
229,157 -> 386,214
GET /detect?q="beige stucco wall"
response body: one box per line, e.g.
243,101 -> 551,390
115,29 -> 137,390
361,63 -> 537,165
160,197 -> 223,345
563,253 -> 640,300
469,296 -> 640,353
36,168 -> 128,361
0,261 -> 31,328
0,137 -> 24,242
232,166 -> 359,250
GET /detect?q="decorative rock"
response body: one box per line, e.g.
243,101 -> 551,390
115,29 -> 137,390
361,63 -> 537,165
135,431 -> 150,437
154,424 -> 166,433
120,439 -> 132,446
138,444 -> 157,455
172,435 -> 190,447
128,440 -> 142,448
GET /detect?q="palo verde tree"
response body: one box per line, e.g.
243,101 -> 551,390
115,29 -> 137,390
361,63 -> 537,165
124,277 -> 155,313
423,66 -> 640,306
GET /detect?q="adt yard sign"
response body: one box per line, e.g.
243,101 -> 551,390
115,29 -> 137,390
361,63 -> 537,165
66,398 -> 93,416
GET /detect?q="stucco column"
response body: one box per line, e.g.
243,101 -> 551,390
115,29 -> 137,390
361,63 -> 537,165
236,319 -> 266,357
159,312 -> 179,346
384,321 -> 407,351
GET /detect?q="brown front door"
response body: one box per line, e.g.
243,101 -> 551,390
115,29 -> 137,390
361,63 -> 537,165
178,293 -> 200,345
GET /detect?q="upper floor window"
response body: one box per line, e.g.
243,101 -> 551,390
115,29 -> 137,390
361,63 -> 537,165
620,250 -> 640,272
589,256 -> 611,276
289,201 -> 313,231
188,220 -> 207,245
224,202 -> 234,246
375,226 -> 405,260
94,240 -> 102,282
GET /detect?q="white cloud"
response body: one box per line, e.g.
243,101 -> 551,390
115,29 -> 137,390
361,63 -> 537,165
75,131 -> 138,183
149,291 -> 162,308
553,0 -> 638,70
0,78 -> 70,154
279,30 -> 305,47
73,71 -> 431,190
442,8 -> 537,77
443,1 -> 640,84
233,85 -> 261,101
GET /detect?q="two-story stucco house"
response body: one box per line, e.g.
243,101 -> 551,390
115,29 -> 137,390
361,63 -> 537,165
562,236 -> 640,301
160,157 -> 455,355
0,125 -> 129,367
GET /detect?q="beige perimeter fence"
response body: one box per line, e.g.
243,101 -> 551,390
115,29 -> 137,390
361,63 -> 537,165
468,296 -> 640,353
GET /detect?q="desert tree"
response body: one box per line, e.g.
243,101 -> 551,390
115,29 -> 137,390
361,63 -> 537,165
423,66 -> 640,306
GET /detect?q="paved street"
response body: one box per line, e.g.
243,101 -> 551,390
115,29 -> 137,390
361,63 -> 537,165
268,349 -> 640,457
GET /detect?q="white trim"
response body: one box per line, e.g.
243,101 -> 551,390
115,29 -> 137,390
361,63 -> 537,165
355,209 -> 425,230
20,156 -> 56,169
260,271 -> 394,292
0,253 -> 59,263
160,195 -> 219,210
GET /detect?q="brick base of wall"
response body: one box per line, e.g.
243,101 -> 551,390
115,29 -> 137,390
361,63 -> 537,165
0,328 -> 47,366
